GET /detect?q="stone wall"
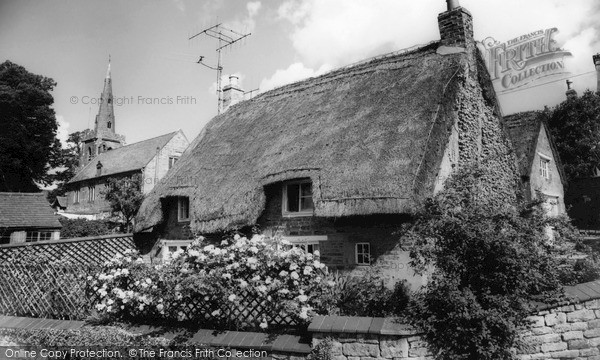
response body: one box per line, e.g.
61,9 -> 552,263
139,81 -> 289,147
518,299 -> 600,359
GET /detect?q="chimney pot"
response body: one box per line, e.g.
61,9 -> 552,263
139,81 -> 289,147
594,53 -> 600,93
566,80 -> 577,100
446,0 -> 460,11
229,75 -> 239,88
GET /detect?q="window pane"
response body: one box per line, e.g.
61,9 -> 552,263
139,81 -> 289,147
301,182 -> 312,197
287,184 -> 300,212
301,196 -> 314,211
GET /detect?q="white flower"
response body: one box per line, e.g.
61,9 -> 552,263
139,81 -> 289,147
157,304 -> 164,312
121,268 -> 130,275
188,250 -> 200,258
211,309 -> 221,316
257,285 -> 267,293
313,250 -> 320,257
259,320 -> 268,329
249,246 -> 259,254
239,280 -> 248,288
279,270 -> 289,277
289,263 -> 298,271
222,273 -> 232,280
291,271 -> 299,280
303,266 -> 313,275
298,295 -> 308,303
278,289 -> 290,295
233,234 -> 241,241
106,299 -> 114,305
145,278 -> 152,284
96,303 -> 106,311
228,294 -> 236,302
247,257 -> 258,264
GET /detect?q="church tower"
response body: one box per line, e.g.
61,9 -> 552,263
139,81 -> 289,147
80,57 -> 125,168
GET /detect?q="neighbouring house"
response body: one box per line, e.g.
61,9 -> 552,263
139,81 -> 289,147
504,111 -> 567,216
64,130 -> 189,219
134,1 -> 520,288
0,193 -> 62,245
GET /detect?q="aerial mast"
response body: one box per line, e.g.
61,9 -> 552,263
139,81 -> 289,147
189,24 -> 251,114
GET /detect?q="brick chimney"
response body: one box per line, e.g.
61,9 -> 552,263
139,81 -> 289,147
438,0 -> 473,49
594,53 -> 600,93
565,80 -> 577,100
222,75 -> 244,112
96,161 -> 103,177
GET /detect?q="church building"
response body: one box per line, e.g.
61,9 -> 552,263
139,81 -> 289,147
62,60 -> 189,219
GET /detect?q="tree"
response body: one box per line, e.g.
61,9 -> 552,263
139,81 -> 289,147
405,165 -> 564,360
47,130 -> 86,202
0,60 -> 61,192
546,90 -> 600,181
101,174 -> 144,232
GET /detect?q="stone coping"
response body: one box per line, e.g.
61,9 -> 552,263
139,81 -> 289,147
0,316 -> 311,354
308,316 -> 417,336
534,280 -> 600,311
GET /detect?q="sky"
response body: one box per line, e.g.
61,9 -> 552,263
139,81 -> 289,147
1,0 -> 599,147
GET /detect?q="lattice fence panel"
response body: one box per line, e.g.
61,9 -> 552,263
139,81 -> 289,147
0,263 -> 99,320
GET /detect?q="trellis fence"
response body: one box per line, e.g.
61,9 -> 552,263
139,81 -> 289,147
0,262 -> 98,320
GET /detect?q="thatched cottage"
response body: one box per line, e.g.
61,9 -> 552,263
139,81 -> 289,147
135,1 -> 519,288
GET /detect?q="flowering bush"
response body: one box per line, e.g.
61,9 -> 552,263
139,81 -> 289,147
88,234 -> 334,331
87,250 -> 167,321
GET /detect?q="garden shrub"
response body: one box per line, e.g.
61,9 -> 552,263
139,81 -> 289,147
307,338 -> 335,360
88,234 -> 335,331
58,217 -> 116,238
324,270 -> 410,317
405,165 -> 564,360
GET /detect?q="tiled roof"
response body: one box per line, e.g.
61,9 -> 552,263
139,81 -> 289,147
0,234 -> 135,265
0,192 -> 61,229
68,132 -> 178,183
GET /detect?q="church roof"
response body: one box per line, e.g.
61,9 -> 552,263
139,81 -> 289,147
0,192 -> 62,229
69,131 -> 179,184
135,42 -> 487,234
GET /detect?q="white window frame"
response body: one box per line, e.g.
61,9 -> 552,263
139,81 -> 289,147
282,179 -> 314,217
540,158 -> 550,179
355,242 -> 371,265
168,156 -> 179,170
74,189 -> 80,203
25,230 -> 54,243
88,185 -> 95,202
177,196 -> 190,222
283,235 -> 327,256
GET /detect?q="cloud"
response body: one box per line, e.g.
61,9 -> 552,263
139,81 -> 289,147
224,1 -> 262,33
172,0 -> 185,13
277,0 -> 441,68
259,62 -> 331,92
56,115 -> 70,148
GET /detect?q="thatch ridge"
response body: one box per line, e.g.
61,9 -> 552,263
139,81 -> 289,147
135,45 -> 468,234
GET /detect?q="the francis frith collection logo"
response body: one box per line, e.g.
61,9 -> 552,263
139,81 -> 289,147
481,28 -> 572,93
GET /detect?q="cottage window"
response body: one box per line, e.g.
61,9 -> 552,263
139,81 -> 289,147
87,147 -> 92,161
25,231 -> 53,243
355,243 -> 371,265
168,156 -> 179,170
88,186 -> 95,202
540,158 -> 550,179
74,189 -> 80,203
282,235 -> 326,256
177,197 -> 190,222
283,180 -> 314,216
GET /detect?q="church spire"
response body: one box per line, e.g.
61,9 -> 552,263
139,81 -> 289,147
95,56 -> 115,135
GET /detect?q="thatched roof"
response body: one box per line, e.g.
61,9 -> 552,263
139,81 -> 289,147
69,131 -> 179,184
504,111 -> 566,184
135,43 -> 470,234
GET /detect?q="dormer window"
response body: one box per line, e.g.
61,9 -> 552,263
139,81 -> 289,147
283,179 -> 313,217
177,197 -> 190,222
